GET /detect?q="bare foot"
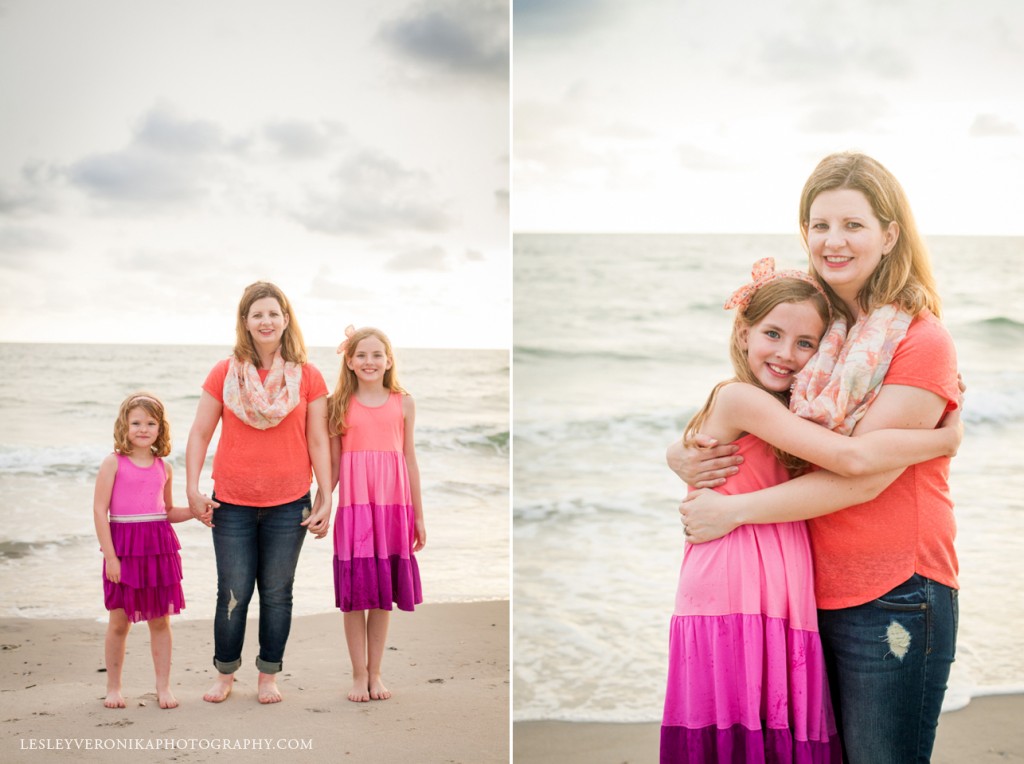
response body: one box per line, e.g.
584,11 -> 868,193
203,674 -> 234,703
157,687 -> 178,709
104,689 -> 126,709
257,673 -> 282,704
368,675 -> 391,701
348,673 -> 370,703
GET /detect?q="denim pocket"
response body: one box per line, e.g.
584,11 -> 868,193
870,575 -> 929,612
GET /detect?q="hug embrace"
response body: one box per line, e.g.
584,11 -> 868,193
661,152 -> 961,764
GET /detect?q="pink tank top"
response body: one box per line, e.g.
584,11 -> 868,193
109,454 -> 168,520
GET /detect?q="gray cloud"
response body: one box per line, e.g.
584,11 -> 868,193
0,225 -> 66,257
380,0 -> 508,83
67,105 -> 227,204
68,149 -> 208,204
264,120 -> 346,159
292,149 -> 449,236
513,0 -> 616,38
134,106 -> 224,155
386,245 -> 449,271
969,113 -> 1021,137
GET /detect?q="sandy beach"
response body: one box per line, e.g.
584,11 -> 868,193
1,600 -> 509,763
513,694 -> 1024,763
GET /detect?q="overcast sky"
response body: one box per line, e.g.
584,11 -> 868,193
513,0 -> 1024,235
0,0 -> 509,348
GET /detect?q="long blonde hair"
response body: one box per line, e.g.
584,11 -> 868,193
684,278 -> 831,476
233,281 -> 308,367
113,392 -> 171,457
326,327 -> 407,436
799,152 -> 942,322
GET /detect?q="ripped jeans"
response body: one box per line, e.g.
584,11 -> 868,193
210,494 -> 309,675
818,574 -> 958,764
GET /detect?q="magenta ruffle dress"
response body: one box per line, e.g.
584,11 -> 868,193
333,393 -> 422,612
102,455 -> 185,623
661,435 -> 841,763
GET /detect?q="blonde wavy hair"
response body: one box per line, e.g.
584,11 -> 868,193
113,392 -> 171,457
327,327 -> 407,436
684,278 -> 831,476
233,281 -> 308,367
799,151 -> 942,322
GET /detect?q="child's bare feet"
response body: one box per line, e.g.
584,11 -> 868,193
348,672 -> 370,703
257,673 -> 282,704
368,674 -> 391,701
203,674 -> 234,703
156,686 -> 178,709
104,689 -> 126,709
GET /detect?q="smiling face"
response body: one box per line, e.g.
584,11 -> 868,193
125,406 -> 161,453
739,301 -> 826,393
245,296 -> 289,352
346,335 -> 392,387
805,188 -> 899,315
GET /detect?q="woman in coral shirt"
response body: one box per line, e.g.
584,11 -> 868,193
186,281 -> 332,705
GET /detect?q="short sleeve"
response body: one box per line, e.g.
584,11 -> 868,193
202,359 -> 231,403
303,362 -> 329,402
885,311 -> 959,412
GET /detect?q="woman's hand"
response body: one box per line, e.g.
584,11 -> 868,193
104,556 -> 122,584
186,488 -> 218,528
302,489 -> 331,539
666,433 -> 742,488
678,488 -> 740,544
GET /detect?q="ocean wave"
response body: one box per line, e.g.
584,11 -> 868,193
0,444 -> 108,476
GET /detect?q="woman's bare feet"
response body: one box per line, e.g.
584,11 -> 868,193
257,672 -> 282,704
203,674 -> 234,703
104,689 -> 126,709
157,686 -> 179,709
368,674 -> 391,701
348,671 -> 370,702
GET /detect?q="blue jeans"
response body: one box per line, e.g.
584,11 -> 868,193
210,493 -> 309,675
818,574 -> 958,764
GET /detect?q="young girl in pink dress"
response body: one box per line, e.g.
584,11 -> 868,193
661,260 -> 961,763
325,326 -> 426,702
93,392 -> 191,710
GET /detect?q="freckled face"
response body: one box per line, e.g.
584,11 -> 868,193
740,301 -> 826,393
806,188 -> 899,313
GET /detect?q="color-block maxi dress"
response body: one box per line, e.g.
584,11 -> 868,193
333,393 -> 422,612
661,435 -> 841,763
102,455 -> 185,623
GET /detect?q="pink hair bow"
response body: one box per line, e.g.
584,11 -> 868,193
336,324 -> 356,355
724,257 -> 828,312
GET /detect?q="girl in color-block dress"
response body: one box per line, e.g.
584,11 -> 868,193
326,325 -> 425,703
93,392 -> 192,710
661,260 -> 960,763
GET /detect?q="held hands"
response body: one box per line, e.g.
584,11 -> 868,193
678,489 -> 738,544
666,433 -> 743,489
186,489 -> 219,528
302,489 -> 331,539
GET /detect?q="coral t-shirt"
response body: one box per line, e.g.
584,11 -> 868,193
203,359 -> 328,507
808,311 -> 960,609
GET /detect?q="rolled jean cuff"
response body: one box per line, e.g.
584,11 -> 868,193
256,655 -> 283,674
213,656 -> 242,675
